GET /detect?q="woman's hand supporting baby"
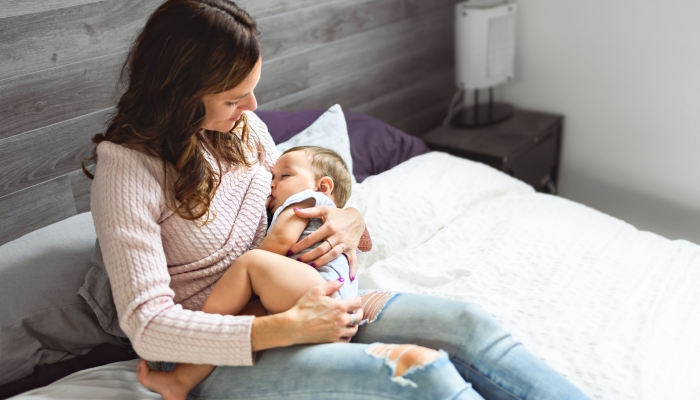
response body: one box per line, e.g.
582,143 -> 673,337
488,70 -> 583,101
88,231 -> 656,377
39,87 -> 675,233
251,280 -> 364,350
290,206 -> 365,280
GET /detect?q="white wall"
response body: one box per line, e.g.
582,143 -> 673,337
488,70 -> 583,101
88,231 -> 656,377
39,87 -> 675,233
500,0 -> 700,243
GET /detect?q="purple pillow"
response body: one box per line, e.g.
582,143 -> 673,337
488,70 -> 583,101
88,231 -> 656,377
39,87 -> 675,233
256,109 -> 430,183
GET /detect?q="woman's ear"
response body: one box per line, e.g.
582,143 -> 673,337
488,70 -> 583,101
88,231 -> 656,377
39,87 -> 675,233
316,176 -> 334,197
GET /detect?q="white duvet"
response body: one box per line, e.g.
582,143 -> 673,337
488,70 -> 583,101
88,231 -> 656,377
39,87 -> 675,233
15,153 -> 700,399
349,153 -> 700,400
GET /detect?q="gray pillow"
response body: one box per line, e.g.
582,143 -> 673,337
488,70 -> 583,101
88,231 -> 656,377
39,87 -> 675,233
77,240 -> 126,338
0,212 -> 123,386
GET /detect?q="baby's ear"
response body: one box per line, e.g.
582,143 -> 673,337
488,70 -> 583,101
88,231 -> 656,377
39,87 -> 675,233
317,176 -> 334,197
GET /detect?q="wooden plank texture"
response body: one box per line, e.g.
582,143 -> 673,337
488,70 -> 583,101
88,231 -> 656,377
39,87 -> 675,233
258,6 -> 453,104
393,98 -> 453,137
0,109 -> 110,198
0,176 -> 77,246
259,35 -> 452,112
0,0 -> 461,241
0,0 -> 106,19
0,54 -> 122,141
238,0 -> 340,20
351,68 -> 455,125
259,0 -> 403,61
0,0 -> 456,81
0,0 -> 160,80
0,2 -> 453,142
69,168 -> 94,214
0,0 -> 330,79
257,0 -> 459,62
20,0 -> 345,22
400,0 -> 461,18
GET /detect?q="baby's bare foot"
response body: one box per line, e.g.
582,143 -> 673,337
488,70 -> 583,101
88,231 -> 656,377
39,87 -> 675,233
137,360 -> 190,400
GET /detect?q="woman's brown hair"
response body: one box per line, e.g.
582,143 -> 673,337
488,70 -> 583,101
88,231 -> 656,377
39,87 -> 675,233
83,0 -> 261,221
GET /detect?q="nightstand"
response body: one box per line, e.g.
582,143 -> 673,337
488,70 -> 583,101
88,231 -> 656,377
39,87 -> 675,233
421,109 -> 563,194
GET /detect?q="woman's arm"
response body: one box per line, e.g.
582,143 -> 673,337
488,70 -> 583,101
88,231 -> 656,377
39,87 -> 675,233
251,280 -> 364,351
92,143 -> 257,366
289,207 -> 367,279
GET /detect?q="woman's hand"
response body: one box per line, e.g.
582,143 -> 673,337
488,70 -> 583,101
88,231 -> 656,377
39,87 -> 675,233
285,280 -> 364,344
251,281 -> 363,351
290,206 -> 365,278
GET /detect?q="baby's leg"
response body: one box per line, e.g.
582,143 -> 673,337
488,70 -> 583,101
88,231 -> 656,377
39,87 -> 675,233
138,250 -> 326,399
210,249 -> 327,314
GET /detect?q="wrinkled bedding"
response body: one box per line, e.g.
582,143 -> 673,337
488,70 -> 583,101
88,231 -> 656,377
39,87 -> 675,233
14,152 -> 700,399
349,152 -> 700,400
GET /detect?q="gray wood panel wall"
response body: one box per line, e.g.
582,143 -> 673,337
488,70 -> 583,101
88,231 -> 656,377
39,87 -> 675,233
0,0 -> 459,245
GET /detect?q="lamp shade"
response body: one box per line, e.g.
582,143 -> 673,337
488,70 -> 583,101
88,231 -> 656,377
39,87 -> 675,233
455,1 -> 517,90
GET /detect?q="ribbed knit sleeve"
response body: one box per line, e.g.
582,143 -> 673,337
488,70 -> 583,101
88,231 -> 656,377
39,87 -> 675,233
91,142 -> 255,366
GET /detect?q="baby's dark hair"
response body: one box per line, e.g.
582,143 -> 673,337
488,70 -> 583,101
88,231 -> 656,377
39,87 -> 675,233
282,146 -> 352,207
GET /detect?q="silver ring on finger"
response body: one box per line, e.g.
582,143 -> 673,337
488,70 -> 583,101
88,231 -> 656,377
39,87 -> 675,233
349,313 -> 358,327
324,239 -> 334,249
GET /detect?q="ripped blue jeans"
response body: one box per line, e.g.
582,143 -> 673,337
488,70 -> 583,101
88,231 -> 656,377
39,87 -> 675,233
156,292 -> 590,400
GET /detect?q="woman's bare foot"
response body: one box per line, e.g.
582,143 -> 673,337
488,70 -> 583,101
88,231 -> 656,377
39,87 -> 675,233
137,360 -> 191,400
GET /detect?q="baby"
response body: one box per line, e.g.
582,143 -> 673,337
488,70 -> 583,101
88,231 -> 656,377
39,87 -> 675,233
137,145 -> 357,400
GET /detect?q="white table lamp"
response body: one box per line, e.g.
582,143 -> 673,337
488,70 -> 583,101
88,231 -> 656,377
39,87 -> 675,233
446,0 -> 517,128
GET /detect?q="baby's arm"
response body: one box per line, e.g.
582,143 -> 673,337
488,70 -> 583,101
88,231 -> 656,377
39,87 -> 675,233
258,198 -> 316,255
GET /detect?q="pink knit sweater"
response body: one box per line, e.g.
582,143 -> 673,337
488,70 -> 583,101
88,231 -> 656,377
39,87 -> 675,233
90,112 -> 279,366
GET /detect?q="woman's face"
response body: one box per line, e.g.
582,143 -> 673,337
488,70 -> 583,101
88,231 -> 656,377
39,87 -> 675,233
201,57 -> 262,132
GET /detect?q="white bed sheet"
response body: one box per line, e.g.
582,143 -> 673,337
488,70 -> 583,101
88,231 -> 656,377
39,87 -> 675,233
14,152 -> 700,400
350,152 -> 700,400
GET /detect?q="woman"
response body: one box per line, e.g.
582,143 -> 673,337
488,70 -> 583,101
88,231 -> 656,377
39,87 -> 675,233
86,1 -> 590,399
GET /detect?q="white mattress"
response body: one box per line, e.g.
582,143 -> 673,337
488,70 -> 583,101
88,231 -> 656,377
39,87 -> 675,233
14,152 -> 700,399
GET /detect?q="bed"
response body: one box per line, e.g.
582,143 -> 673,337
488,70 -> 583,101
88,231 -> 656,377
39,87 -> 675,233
7,1 -> 698,399
2,107 -> 700,400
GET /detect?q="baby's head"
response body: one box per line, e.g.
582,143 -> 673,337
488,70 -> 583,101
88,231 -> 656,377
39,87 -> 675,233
269,146 -> 352,213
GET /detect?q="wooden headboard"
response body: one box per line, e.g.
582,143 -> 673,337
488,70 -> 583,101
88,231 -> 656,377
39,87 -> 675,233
0,0 -> 458,245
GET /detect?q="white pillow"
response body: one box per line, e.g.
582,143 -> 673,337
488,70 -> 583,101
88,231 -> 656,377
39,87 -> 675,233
275,104 -> 355,183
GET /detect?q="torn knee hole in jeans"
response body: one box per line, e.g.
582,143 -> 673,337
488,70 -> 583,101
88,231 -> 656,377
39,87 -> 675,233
365,343 -> 441,388
359,291 -> 395,324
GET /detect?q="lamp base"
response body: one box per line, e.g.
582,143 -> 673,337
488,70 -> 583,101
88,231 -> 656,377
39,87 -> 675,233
450,102 -> 514,128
